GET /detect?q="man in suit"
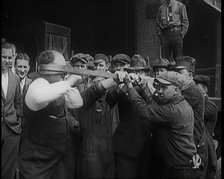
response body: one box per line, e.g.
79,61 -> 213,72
15,53 -> 32,96
106,54 -> 152,178
14,52 -> 32,144
1,42 -> 22,179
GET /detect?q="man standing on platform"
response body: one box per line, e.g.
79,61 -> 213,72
156,0 -> 189,63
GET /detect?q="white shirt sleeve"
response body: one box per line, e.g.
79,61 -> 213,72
64,87 -> 83,109
25,78 -> 83,111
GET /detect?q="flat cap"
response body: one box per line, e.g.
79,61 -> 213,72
194,74 -> 210,87
94,53 -> 109,64
70,53 -> 88,64
155,71 -> 185,88
112,54 -> 130,65
171,56 -> 196,73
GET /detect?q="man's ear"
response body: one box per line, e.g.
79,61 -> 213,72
27,65 -> 30,72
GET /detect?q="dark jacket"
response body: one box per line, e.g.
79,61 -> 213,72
127,87 -> 197,170
106,85 -> 151,158
1,71 -> 22,136
204,95 -> 218,137
182,80 -> 206,148
76,81 -> 115,179
204,95 -> 218,169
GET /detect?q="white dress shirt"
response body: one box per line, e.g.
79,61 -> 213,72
25,78 -> 83,111
1,71 -> 9,98
20,78 -> 26,94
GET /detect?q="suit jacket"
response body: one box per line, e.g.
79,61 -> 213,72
22,77 -> 32,96
1,71 -> 22,135
20,77 -> 32,132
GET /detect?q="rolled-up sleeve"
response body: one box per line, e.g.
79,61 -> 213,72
25,78 -> 83,111
64,87 -> 83,109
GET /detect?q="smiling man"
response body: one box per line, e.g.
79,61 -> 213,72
15,53 -> 32,95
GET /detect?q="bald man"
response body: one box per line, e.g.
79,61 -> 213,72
18,50 -> 83,179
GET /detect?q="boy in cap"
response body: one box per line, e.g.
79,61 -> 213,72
94,53 -> 109,71
110,53 -> 130,72
194,74 -> 218,179
151,58 -> 170,77
171,56 -> 208,178
70,53 -> 92,93
123,71 -> 202,178
70,53 -> 88,69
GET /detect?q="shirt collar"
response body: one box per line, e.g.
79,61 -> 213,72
20,77 -> 26,85
2,70 -> 9,77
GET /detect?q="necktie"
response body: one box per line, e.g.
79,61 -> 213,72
168,3 -> 173,23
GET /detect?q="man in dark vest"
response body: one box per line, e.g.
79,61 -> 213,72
18,50 -> 83,179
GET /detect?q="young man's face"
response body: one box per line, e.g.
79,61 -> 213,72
155,83 -> 177,104
15,59 -> 30,80
94,60 -> 107,71
112,61 -> 130,72
176,68 -> 192,83
154,67 -> 168,77
72,61 -> 87,69
196,83 -> 207,95
1,48 -> 13,72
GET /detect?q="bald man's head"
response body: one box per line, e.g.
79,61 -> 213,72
37,50 -> 66,66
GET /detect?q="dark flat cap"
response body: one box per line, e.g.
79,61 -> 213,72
94,53 -> 109,64
171,56 -> 196,73
70,53 -> 88,64
155,71 -> 184,88
194,75 -> 210,87
112,54 -> 130,65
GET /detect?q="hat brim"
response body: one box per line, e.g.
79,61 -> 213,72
94,59 -> 107,64
155,78 -> 172,85
112,59 -> 129,64
71,58 -> 87,64
124,66 -> 151,71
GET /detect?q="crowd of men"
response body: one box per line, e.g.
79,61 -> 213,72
1,40 -> 220,179
1,0 -> 221,178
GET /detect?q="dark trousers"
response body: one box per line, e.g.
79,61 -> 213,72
197,144 -> 209,178
205,133 -> 217,179
160,29 -> 183,62
19,137 -> 69,179
81,136 -> 115,179
1,122 -> 21,179
115,153 -> 139,179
